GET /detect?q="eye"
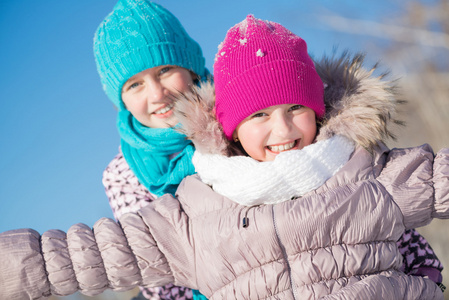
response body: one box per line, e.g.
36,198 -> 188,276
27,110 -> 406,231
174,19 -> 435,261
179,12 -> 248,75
122,80 -> 141,93
159,66 -> 172,75
250,112 -> 268,119
128,82 -> 140,90
289,104 -> 303,112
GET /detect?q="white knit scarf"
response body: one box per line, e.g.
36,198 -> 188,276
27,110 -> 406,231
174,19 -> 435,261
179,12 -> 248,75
192,135 -> 355,206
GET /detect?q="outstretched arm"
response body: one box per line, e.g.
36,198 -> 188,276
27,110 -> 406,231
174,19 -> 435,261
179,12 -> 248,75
378,145 -> 449,229
0,211 -> 177,299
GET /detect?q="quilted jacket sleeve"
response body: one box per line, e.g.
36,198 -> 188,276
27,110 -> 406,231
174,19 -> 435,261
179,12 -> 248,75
0,210 -> 178,300
377,144 -> 449,229
130,194 -> 197,290
433,148 -> 449,218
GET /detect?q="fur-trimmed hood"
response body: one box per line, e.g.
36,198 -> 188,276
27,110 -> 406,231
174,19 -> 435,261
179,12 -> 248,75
174,52 -> 404,156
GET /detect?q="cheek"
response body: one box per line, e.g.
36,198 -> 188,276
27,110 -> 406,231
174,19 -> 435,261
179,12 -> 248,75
237,124 -> 266,154
121,95 -> 132,111
121,94 -> 146,116
293,113 -> 317,142
169,73 -> 194,92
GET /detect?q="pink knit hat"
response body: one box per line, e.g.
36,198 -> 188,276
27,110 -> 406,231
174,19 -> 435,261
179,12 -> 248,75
214,15 -> 325,140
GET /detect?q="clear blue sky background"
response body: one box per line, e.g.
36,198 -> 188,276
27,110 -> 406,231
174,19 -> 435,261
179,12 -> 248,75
0,0 -> 403,233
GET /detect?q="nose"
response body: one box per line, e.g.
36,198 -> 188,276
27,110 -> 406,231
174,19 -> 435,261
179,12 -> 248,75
272,113 -> 293,137
146,78 -> 166,103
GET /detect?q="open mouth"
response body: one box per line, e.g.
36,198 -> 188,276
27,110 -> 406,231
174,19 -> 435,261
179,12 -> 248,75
266,140 -> 299,153
153,103 -> 174,115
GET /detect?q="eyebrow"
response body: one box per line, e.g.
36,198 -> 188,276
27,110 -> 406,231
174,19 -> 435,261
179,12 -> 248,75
125,76 -> 137,84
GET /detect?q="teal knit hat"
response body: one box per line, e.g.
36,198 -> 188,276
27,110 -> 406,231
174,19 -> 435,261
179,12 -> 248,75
93,0 -> 207,110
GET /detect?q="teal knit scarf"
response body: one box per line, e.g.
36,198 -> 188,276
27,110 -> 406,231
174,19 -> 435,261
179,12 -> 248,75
117,110 -> 195,197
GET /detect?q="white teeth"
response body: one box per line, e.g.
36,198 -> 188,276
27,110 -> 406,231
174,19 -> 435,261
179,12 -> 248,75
268,141 -> 296,152
153,103 -> 174,115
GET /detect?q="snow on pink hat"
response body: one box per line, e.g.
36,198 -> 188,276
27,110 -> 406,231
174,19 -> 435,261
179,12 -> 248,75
214,15 -> 325,140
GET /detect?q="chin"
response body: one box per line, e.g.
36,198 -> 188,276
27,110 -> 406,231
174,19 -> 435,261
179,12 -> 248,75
166,119 -> 179,128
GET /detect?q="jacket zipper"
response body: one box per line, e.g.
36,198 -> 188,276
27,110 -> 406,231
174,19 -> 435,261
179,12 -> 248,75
272,205 -> 299,300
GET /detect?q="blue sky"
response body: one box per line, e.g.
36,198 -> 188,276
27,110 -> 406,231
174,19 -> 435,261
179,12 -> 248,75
0,0 -> 405,233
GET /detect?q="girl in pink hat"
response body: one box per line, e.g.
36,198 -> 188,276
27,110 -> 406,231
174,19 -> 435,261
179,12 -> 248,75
171,15 -> 448,298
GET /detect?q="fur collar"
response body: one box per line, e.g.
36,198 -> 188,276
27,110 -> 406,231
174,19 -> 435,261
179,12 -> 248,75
174,52 -> 404,156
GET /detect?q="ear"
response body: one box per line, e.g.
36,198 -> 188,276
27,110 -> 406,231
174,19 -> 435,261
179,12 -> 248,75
232,131 -> 239,143
190,71 -> 199,84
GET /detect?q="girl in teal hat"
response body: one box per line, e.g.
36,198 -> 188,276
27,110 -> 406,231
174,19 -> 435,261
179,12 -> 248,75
93,0 -> 209,299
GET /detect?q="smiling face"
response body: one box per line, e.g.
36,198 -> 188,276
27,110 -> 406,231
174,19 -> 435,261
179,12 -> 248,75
121,65 -> 195,128
233,104 -> 317,162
